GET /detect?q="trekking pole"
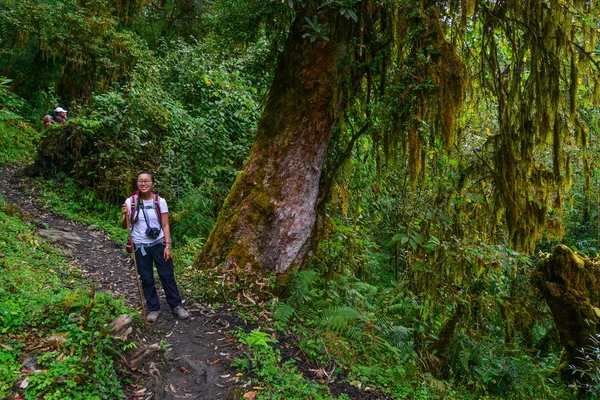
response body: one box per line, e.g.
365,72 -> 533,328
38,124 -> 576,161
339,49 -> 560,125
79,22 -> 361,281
125,214 -> 148,329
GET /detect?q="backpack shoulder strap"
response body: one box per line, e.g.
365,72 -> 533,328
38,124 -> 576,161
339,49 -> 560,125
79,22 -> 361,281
130,190 -> 140,224
152,192 -> 163,228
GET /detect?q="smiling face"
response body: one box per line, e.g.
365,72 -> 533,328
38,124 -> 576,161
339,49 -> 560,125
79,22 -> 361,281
137,173 -> 155,197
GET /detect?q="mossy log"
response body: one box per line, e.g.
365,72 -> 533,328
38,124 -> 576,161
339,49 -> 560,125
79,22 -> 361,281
197,8 -> 356,276
532,245 -> 600,371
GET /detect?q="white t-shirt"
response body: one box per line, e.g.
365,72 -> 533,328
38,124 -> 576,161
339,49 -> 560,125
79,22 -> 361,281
125,196 -> 168,244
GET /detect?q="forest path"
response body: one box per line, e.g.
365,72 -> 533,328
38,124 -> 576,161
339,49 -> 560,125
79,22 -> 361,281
0,166 -> 246,400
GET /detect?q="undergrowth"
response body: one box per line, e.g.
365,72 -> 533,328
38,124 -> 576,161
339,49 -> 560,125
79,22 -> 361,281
178,238 -> 277,305
0,197 -> 134,399
233,328 -> 339,399
269,270 -> 578,400
0,79 -> 41,165
0,120 -> 40,164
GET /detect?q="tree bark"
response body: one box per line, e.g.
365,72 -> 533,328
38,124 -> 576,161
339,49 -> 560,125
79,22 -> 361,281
198,8 -> 355,275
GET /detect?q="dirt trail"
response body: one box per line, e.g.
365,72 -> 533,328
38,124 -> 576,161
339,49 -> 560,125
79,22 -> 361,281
0,166 -> 246,400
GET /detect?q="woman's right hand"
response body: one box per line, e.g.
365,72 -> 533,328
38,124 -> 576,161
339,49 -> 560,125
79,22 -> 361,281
121,204 -> 128,215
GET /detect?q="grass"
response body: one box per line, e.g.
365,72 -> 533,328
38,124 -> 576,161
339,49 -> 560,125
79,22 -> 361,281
0,196 -> 135,399
0,120 -> 41,164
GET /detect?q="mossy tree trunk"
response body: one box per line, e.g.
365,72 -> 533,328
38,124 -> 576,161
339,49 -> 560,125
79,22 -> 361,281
428,303 -> 466,377
532,245 -> 600,372
198,8 -> 355,275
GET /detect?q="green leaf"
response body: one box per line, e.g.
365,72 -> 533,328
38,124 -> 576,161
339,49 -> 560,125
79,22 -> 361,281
428,235 -> 440,245
412,231 -> 425,245
409,238 -> 418,250
340,8 -> 358,23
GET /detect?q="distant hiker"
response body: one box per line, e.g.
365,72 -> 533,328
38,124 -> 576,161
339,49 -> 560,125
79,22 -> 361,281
53,107 -> 67,123
43,114 -> 54,127
121,171 -> 189,323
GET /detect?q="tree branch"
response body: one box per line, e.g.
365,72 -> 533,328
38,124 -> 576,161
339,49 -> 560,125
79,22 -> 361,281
318,122 -> 370,210
572,41 -> 600,72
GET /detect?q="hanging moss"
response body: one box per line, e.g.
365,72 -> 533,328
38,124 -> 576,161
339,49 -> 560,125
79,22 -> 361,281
376,4 -> 467,189
570,52 -> 578,121
565,155 -> 572,188
482,0 -> 600,252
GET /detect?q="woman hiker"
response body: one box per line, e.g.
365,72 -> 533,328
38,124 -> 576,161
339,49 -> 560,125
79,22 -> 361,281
121,171 -> 189,323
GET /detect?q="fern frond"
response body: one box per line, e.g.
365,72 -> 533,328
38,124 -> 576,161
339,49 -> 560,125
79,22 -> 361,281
385,302 -> 412,318
343,287 -> 366,307
345,326 -> 365,342
459,347 -> 471,372
319,306 -> 363,334
292,270 -> 318,300
294,301 -> 318,323
274,302 -> 295,325
376,320 -> 412,350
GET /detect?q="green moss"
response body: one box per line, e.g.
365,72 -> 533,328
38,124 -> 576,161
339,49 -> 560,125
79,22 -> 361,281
197,158 -> 281,273
533,245 -> 600,373
0,121 -> 41,164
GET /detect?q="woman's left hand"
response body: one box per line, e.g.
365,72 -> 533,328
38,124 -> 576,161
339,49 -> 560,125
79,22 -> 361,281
164,246 -> 171,261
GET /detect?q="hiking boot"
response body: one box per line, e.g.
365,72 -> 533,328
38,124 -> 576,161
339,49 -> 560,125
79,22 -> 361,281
173,306 -> 189,320
146,310 -> 160,323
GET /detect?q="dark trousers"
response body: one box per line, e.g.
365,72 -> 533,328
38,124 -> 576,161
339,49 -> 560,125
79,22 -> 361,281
134,242 -> 183,311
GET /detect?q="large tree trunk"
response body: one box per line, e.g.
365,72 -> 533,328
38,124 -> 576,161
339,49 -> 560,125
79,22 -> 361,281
198,8 -> 355,275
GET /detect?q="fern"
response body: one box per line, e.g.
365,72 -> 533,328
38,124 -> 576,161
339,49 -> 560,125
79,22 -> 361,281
459,344 -> 471,373
341,287 -> 366,307
295,300 -> 319,323
373,315 -> 413,358
382,325 -> 412,345
292,270 -> 318,302
319,306 -> 362,334
274,302 -> 295,326
449,333 -> 497,380
345,326 -> 365,342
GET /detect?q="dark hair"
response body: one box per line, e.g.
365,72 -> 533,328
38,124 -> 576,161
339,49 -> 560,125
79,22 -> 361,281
137,171 -> 155,183
131,171 -> 156,224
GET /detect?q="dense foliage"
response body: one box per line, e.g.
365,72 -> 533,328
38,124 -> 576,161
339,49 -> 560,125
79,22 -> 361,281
0,198 -> 133,399
1,0 -> 600,398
